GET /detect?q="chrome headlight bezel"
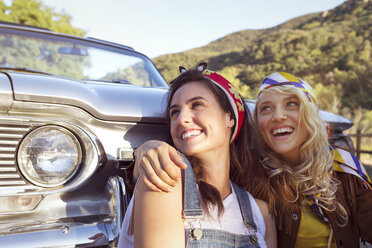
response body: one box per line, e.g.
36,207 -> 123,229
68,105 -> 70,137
17,125 -> 82,188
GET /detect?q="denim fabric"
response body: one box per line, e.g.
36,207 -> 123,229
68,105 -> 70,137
181,153 -> 203,219
180,153 -> 261,248
232,182 -> 257,230
187,229 -> 261,248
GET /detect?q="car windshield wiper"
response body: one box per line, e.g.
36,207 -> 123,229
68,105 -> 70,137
83,79 -> 131,84
0,66 -> 53,75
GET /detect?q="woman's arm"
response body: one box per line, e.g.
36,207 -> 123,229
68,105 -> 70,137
131,140 -> 187,191
255,198 -> 277,248
133,169 -> 185,248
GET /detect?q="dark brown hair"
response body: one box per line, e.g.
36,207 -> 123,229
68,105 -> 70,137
166,67 -> 259,215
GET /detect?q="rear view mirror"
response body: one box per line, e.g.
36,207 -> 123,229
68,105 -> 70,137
58,46 -> 88,56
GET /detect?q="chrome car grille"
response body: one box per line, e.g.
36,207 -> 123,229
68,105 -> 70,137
0,122 -> 31,187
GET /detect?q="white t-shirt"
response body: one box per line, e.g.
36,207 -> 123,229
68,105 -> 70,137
118,183 -> 267,248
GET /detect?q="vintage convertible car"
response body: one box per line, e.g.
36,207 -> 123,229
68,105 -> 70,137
0,22 -> 353,247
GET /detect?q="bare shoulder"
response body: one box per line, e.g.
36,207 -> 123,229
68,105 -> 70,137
133,175 -> 184,248
253,198 -> 274,228
254,197 -> 277,248
254,198 -> 270,216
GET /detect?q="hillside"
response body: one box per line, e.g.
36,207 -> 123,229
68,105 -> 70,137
153,0 -> 372,115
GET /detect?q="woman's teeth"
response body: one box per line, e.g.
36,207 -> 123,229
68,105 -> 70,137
272,127 -> 294,136
182,130 -> 201,140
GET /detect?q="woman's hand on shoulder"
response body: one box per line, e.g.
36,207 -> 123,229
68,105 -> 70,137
133,140 -> 187,192
255,198 -> 277,248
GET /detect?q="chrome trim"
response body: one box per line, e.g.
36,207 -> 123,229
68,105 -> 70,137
0,195 -> 42,214
104,176 -> 124,244
0,217 -> 113,248
0,174 -> 20,178
0,133 -> 24,139
0,22 -> 135,52
0,176 -> 124,247
0,127 -> 30,132
0,180 -> 25,185
17,125 -> 82,188
0,116 -> 106,196
0,73 -> 13,112
0,153 -> 16,159
0,167 -> 16,172
0,22 -> 166,68
0,120 -> 30,188
0,140 -> 19,145
117,148 -> 134,161
0,162 -> 16,166
117,176 -> 131,215
0,147 -> 16,152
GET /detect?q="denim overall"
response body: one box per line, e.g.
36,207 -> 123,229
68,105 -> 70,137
181,154 -> 262,248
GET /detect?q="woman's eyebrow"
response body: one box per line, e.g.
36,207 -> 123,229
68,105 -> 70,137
257,100 -> 271,106
169,104 -> 178,111
285,96 -> 298,101
185,96 -> 206,104
169,96 -> 207,110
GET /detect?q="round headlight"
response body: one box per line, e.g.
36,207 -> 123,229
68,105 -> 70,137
17,126 -> 82,187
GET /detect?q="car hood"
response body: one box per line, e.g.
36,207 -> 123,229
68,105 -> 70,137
5,72 -> 169,123
2,72 -> 353,130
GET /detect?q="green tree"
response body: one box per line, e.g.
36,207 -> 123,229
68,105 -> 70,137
0,0 -> 85,36
0,0 -> 88,79
152,0 -> 372,114
313,83 -> 342,113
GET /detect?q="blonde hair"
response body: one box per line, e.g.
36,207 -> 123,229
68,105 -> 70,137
253,86 -> 347,225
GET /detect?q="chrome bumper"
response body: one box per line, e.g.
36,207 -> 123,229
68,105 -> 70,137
0,176 -> 128,248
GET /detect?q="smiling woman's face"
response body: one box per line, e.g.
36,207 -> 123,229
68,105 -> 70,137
169,81 -> 234,157
256,89 -> 309,165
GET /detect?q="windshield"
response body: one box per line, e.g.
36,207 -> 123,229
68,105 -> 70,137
0,27 -> 168,88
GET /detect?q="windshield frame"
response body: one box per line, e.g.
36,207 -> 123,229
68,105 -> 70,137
0,24 -> 169,88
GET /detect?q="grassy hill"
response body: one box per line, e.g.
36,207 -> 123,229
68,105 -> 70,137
153,0 -> 372,165
153,0 -> 372,115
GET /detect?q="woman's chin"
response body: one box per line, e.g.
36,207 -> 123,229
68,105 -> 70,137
178,148 -> 193,156
177,146 -> 199,157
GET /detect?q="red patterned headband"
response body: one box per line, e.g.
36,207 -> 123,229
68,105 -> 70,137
179,62 -> 245,142
203,70 -> 245,142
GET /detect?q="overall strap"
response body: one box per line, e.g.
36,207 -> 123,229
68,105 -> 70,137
232,182 -> 257,230
180,153 -> 204,220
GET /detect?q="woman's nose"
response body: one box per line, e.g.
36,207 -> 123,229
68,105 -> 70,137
177,109 -> 192,125
272,107 -> 287,121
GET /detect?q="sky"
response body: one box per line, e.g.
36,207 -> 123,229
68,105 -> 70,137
40,0 -> 345,58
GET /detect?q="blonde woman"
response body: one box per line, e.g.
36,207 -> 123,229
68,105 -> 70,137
126,72 -> 372,248
251,72 -> 372,248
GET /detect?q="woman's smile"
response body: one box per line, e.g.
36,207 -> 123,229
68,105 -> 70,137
256,89 -> 308,165
169,81 -> 233,157
272,126 -> 294,136
181,129 -> 203,140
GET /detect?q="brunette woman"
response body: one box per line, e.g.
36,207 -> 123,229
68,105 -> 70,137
118,63 -> 276,248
